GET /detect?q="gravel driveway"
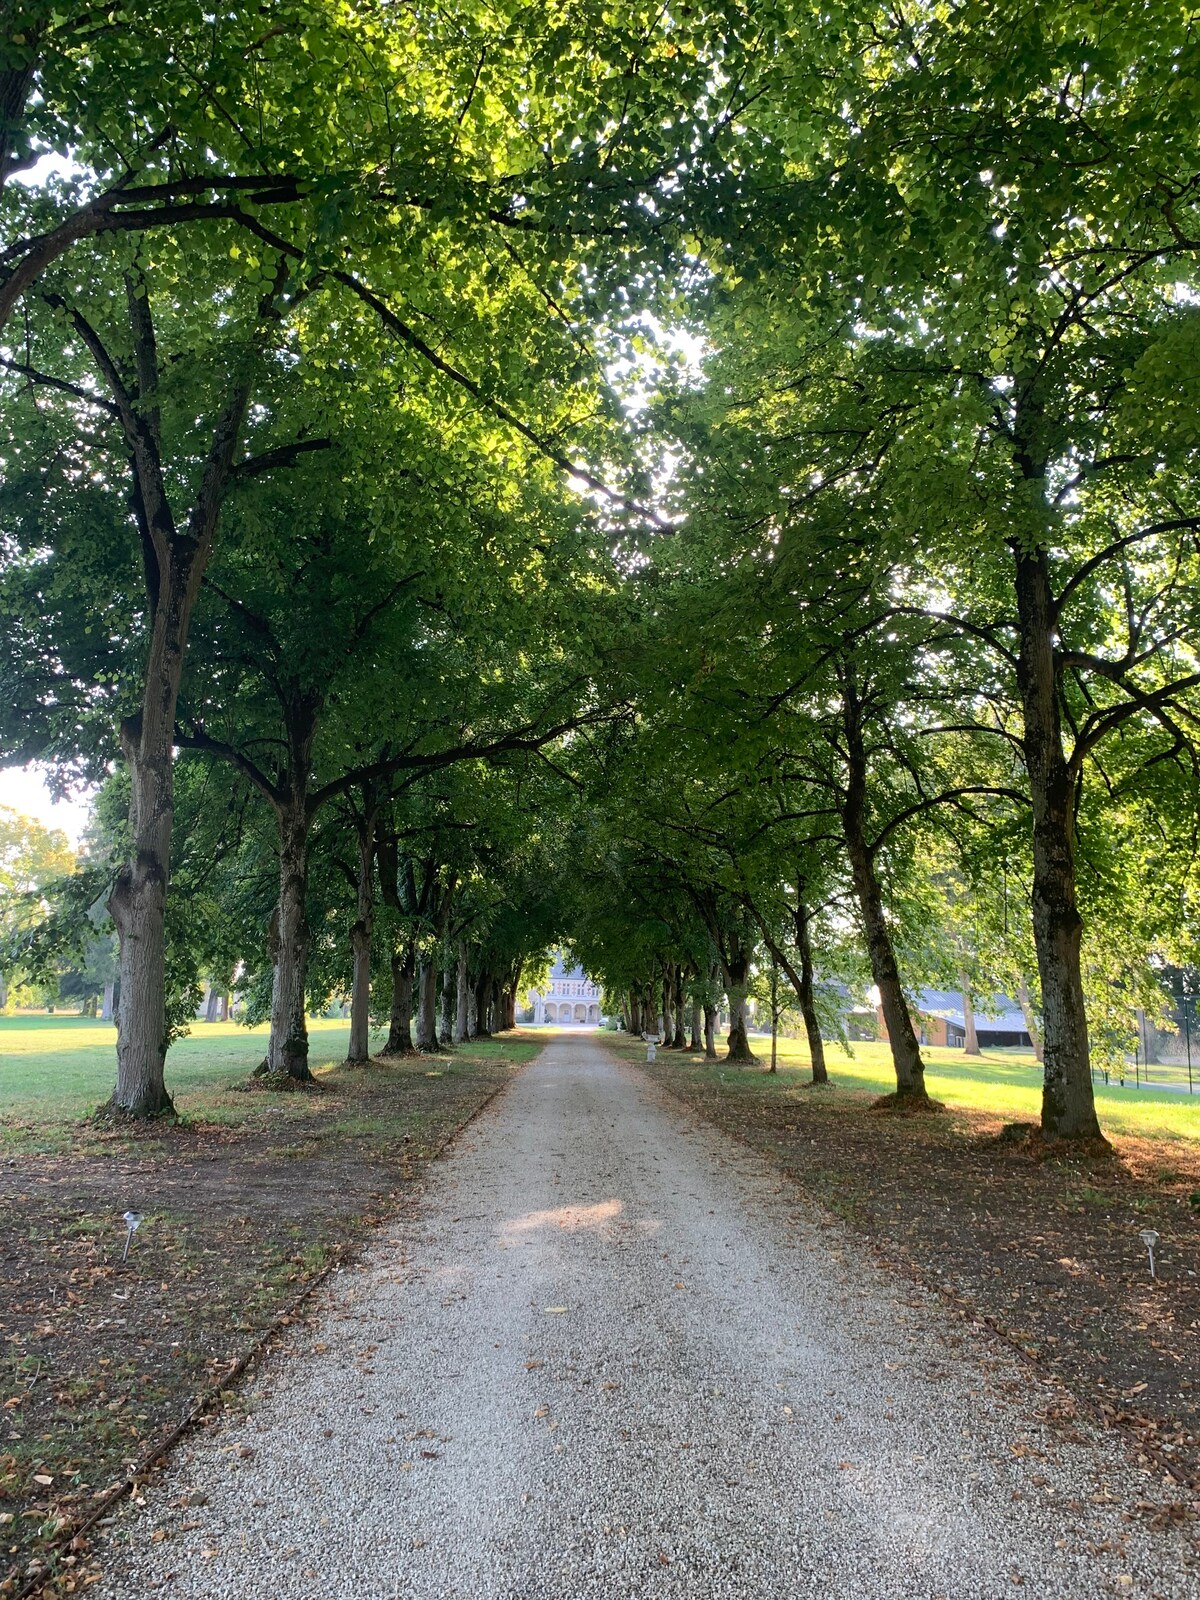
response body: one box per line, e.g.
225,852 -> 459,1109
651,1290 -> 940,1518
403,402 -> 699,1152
96,1032 -> 1198,1598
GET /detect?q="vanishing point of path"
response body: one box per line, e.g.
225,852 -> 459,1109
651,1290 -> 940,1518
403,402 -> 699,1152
98,1033 -> 1197,1599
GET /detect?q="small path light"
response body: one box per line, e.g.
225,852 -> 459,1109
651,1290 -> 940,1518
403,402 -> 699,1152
1139,1227 -> 1159,1279
121,1210 -> 143,1263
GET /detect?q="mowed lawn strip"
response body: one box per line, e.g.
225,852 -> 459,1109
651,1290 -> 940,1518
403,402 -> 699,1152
0,1018 -> 541,1589
619,1032 -> 1200,1499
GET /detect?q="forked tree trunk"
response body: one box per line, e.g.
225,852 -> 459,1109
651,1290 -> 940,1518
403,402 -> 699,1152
267,805 -> 313,1080
959,974 -> 980,1056
703,1003 -> 717,1059
1014,545 -> 1101,1138
454,939 -> 469,1044
841,687 -> 927,1102
415,955 -> 439,1051
347,806 -> 377,1064
1017,978 -> 1045,1062
689,1001 -> 702,1052
383,947 -> 416,1055
102,355 -> 251,1117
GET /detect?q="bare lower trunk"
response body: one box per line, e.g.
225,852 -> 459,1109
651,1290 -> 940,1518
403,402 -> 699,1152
794,898 -> 828,1085
347,814 -> 375,1064
439,938 -> 456,1047
466,973 -> 479,1039
454,939 -> 469,1044
101,979 -> 115,1022
726,989 -> 755,1061
205,985 -> 220,1023
959,974 -> 980,1055
661,966 -> 674,1046
704,1003 -> 717,1059
473,971 -> 491,1037
1017,978 -> 1044,1062
628,992 -> 643,1034
415,955 -> 438,1051
841,688 -> 927,1101
107,713 -> 175,1116
267,806 -> 312,1081
382,947 -> 416,1055
672,966 -> 686,1048
1015,545 -> 1101,1139
689,1001 -> 702,1051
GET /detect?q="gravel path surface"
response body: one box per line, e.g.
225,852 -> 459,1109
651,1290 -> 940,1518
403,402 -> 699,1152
96,1032 -> 1198,1599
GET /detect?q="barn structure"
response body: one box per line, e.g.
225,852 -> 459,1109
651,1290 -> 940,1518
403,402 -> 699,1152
529,953 -> 603,1026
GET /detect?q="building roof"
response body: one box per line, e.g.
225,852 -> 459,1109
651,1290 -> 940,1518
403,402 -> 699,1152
912,989 -> 1029,1033
549,953 -> 590,981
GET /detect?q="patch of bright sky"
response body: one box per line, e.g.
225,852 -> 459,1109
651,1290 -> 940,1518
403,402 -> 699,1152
0,763 -> 94,845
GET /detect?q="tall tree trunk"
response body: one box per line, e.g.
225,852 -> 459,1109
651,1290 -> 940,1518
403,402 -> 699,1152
102,355 -> 251,1117
454,939 -> 469,1044
793,898 -> 828,1085
347,803 -> 377,1064
1017,977 -> 1045,1062
267,804 -> 313,1080
100,979 -> 115,1022
841,685 -> 927,1102
959,974 -> 980,1056
490,976 -> 503,1033
204,984 -> 220,1023
661,965 -> 674,1045
473,971 -> 491,1038
382,946 -> 416,1055
628,992 -> 643,1035
721,948 -> 757,1063
689,1000 -> 702,1052
1014,545 -> 1101,1138
703,1003 -> 717,1059
106,705 -> 177,1116
439,936 -> 456,1047
466,976 -> 479,1038
672,965 -> 686,1048
415,954 -> 438,1051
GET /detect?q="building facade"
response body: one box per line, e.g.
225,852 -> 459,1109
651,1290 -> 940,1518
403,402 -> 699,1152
530,954 -> 602,1026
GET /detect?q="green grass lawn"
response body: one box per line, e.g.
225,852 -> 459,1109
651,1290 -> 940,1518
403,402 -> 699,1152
0,1012 -> 389,1125
740,1032 -> 1200,1142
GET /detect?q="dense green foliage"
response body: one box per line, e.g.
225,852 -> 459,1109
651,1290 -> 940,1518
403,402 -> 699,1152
2,0 -> 1199,1141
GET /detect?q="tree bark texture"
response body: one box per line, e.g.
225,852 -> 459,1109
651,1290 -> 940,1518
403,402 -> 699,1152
439,939 -> 456,1046
347,809 -> 376,1064
841,685 -> 927,1101
1017,978 -> 1045,1062
415,955 -> 439,1051
672,965 -> 686,1049
267,805 -> 313,1080
1014,545 -> 1101,1138
383,946 -> 416,1055
959,974 -> 980,1056
703,1003 -> 717,1059
454,939 -> 470,1044
689,1001 -> 702,1052
793,898 -> 828,1085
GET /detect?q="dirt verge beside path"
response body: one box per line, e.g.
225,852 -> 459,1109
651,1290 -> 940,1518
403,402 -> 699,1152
0,1036 -> 538,1597
626,1039 -> 1200,1513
